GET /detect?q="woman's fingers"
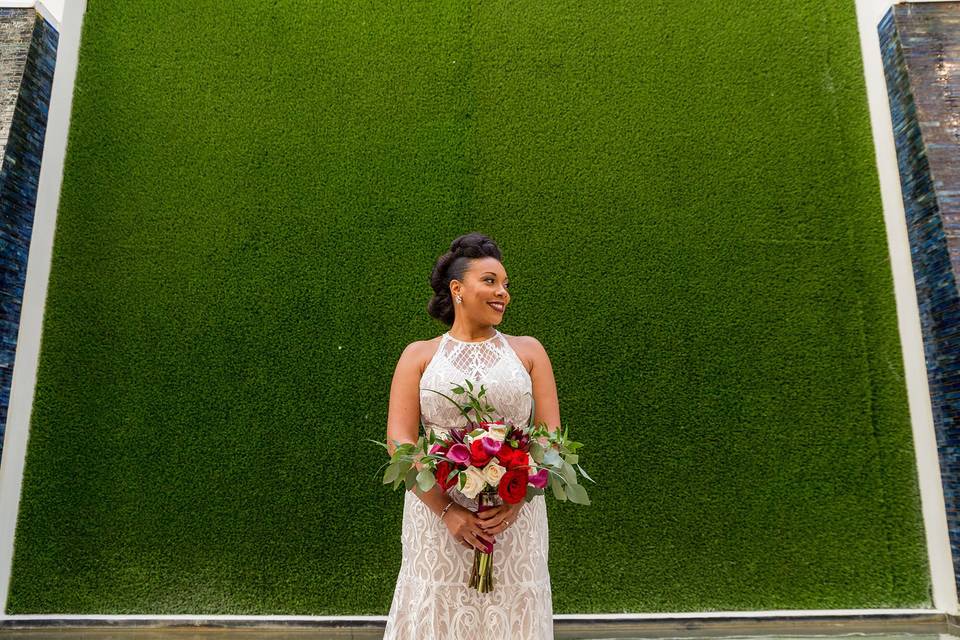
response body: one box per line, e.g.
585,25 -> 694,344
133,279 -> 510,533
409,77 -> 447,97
476,530 -> 495,547
480,510 -> 513,530
456,534 -> 474,550
481,508 -> 519,533
475,505 -> 505,520
467,530 -> 495,551
480,520 -> 500,533
484,521 -> 507,536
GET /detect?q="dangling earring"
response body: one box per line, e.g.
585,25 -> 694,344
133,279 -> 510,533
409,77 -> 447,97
456,294 -> 463,304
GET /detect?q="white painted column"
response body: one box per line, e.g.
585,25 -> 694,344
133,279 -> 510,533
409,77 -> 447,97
0,0 -> 87,615
853,0 -> 959,615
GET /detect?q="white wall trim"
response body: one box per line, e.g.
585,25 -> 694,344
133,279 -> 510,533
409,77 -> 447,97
0,0 -> 86,615
853,0 -> 960,615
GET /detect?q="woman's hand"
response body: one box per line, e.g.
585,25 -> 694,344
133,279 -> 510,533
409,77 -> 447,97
442,503 -> 496,552
476,500 -> 524,536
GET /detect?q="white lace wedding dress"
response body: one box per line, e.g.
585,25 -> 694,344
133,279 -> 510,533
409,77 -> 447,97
382,329 -> 553,640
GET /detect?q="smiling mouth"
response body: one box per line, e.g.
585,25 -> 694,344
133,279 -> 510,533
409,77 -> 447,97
488,301 -> 505,313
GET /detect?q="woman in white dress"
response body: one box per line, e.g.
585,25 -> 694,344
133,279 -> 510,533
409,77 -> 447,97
382,232 -> 561,640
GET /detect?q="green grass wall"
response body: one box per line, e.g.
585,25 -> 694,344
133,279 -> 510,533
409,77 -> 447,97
6,0 -> 930,614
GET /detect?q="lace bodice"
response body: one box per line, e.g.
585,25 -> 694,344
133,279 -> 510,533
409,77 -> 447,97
420,329 -> 533,436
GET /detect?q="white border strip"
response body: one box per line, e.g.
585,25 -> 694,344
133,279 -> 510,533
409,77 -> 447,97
0,0 -> 87,616
853,0 -> 960,616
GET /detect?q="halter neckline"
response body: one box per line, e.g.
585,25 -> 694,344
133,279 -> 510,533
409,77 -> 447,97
444,329 -> 500,344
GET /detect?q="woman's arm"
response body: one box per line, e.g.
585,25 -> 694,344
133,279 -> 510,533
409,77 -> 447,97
386,341 -> 452,515
527,337 -> 561,433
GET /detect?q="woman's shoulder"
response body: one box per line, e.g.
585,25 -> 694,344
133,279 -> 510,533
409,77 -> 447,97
500,332 -> 548,373
399,333 -> 442,353
397,334 -> 444,376
502,332 -> 545,351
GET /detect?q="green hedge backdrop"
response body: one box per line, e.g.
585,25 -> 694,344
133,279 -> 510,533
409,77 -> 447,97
6,0 -> 930,614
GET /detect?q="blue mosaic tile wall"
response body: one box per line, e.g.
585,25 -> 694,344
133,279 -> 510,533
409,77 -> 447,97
0,9 -> 58,464
879,2 -> 960,594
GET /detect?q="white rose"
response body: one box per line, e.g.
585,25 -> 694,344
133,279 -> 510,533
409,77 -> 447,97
460,465 -> 488,500
482,460 -> 507,486
486,424 -> 508,442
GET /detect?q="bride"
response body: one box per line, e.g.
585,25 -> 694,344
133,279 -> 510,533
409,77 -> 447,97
382,231 -> 560,639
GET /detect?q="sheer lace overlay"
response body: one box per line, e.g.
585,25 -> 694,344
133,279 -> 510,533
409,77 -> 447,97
383,330 -> 553,640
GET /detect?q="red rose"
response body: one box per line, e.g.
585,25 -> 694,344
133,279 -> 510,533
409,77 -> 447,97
498,468 -> 528,504
469,439 -> 493,468
496,445 -> 526,470
493,446 -> 513,468
435,460 -> 455,492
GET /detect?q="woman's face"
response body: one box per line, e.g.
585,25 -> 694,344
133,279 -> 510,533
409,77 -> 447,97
451,257 -> 510,324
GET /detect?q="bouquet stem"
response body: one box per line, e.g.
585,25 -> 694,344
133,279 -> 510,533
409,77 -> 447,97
468,489 -> 500,592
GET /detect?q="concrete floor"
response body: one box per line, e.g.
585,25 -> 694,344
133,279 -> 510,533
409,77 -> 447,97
0,618 -> 958,640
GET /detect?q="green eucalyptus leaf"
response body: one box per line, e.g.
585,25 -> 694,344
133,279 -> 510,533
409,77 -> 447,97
366,438 -> 389,451
383,464 -> 400,484
549,474 -> 566,501
566,453 -> 579,465
566,482 -> 590,505
543,448 -> 562,468
404,467 -> 418,490
576,464 -> 595,483
529,441 -> 544,463
416,468 -> 436,492
561,461 -> 577,486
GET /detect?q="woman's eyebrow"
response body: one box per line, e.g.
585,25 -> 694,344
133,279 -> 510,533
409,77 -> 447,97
481,272 -> 508,278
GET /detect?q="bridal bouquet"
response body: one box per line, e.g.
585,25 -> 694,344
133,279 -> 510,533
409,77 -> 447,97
369,379 -> 593,593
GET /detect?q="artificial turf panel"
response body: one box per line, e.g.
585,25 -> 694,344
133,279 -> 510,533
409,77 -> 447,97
6,0 -> 930,614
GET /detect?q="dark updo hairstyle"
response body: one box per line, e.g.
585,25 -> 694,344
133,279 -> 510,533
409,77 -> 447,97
427,232 -> 503,326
